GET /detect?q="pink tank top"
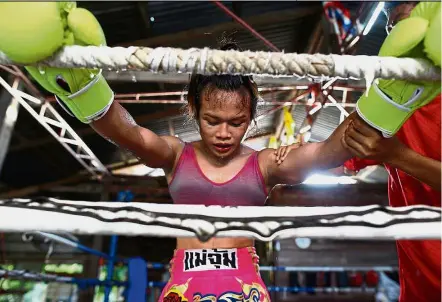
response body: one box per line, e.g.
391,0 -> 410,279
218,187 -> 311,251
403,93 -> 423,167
169,143 -> 268,206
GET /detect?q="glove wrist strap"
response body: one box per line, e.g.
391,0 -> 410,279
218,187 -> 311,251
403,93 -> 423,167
55,71 -> 114,123
356,83 -> 415,137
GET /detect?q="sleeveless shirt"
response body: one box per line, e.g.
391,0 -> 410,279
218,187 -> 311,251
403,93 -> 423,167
169,143 -> 268,206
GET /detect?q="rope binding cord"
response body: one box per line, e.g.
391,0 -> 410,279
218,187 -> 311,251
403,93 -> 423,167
0,46 -> 440,87
0,197 -> 440,241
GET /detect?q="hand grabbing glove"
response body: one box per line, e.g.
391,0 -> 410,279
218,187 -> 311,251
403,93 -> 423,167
0,2 -> 114,123
341,115 -> 405,163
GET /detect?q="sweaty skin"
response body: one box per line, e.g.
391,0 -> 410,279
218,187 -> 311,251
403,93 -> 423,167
91,85 -> 355,250
275,115 -> 441,191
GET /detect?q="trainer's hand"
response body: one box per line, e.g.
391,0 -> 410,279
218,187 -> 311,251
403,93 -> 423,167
274,142 -> 302,165
341,116 -> 404,163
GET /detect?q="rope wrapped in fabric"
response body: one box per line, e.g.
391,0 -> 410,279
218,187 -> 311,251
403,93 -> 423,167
0,197 -> 439,241
0,46 -> 440,83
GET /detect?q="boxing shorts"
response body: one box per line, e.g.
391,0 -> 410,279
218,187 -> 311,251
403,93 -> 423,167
159,247 -> 271,302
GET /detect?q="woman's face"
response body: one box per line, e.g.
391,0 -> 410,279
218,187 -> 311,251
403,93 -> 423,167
198,86 -> 252,159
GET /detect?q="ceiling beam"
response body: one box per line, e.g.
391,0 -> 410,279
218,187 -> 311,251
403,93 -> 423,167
117,5 -> 322,47
0,173 -> 89,199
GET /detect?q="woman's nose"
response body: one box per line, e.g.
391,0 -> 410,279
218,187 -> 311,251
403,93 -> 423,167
216,123 -> 231,139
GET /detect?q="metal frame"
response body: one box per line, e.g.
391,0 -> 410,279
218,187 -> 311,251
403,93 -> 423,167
0,77 -> 21,172
0,2 -> 371,191
285,2 -> 368,145
0,75 -> 109,178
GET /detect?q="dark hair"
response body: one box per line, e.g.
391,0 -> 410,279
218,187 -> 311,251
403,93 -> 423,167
184,33 -> 259,122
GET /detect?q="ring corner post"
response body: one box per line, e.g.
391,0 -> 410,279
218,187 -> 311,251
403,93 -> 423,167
103,190 -> 134,302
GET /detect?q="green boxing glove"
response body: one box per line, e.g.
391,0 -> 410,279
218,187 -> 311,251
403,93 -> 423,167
356,2 -> 441,137
0,2 -> 114,124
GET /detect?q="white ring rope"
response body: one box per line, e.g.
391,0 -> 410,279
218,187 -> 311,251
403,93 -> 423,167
0,46 -> 440,84
0,197 -> 440,241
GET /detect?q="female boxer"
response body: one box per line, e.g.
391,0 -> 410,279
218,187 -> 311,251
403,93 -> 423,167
0,3 -> 368,301
101,39 -> 355,301
0,2 -> 358,295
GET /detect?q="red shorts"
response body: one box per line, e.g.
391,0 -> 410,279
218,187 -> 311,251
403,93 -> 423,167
159,247 -> 271,302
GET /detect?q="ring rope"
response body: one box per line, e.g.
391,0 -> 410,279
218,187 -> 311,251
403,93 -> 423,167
0,197 -> 439,241
148,281 -> 377,293
146,261 -> 397,272
0,269 -> 376,294
0,46 -> 440,86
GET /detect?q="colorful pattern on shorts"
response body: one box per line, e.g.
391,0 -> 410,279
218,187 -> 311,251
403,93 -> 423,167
160,247 -> 270,302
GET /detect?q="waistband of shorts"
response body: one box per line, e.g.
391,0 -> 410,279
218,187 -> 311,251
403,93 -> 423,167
168,246 -> 259,277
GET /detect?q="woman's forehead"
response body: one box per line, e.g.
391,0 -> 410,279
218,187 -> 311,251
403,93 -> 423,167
201,87 -> 250,107
200,95 -> 250,118
201,98 -> 248,114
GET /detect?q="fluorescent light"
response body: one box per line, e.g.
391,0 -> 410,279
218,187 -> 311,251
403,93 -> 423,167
148,168 -> 166,177
363,2 -> 385,36
299,125 -> 311,134
112,164 -> 165,177
347,36 -> 360,48
303,131 -> 311,142
303,173 -> 357,185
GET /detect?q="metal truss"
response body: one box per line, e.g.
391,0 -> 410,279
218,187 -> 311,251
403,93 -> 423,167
281,2 -> 369,144
0,75 -> 109,178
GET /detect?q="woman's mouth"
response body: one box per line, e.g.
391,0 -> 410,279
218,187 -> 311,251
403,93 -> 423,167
213,143 -> 233,153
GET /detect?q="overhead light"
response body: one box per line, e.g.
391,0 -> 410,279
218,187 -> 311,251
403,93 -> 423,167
363,2 -> 385,36
347,36 -> 360,48
303,173 -> 357,185
112,164 -> 165,177
299,125 -> 311,134
303,131 -> 311,143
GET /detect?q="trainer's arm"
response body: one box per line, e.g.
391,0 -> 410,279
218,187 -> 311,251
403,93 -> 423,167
91,102 -> 181,170
260,112 -> 357,186
389,148 -> 441,191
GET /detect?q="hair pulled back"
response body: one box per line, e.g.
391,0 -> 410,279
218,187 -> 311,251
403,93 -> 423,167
184,33 -> 260,121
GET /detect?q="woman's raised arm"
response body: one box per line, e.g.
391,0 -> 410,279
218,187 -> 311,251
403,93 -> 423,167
91,102 -> 182,171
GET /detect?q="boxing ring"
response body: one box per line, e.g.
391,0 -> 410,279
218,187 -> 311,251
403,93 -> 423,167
0,219 -> 403,301
0,194 -> 439,300
0,39 -> 441,301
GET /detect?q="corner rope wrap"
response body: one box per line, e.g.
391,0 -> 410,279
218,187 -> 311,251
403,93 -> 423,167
0,197 -> 440,241
0,46 -> 440,84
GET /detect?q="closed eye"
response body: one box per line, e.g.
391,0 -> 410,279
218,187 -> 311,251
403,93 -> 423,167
205,119 -> 219,126
230,121 -> 244,127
